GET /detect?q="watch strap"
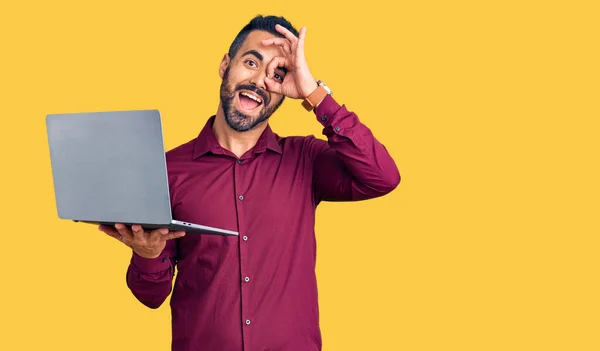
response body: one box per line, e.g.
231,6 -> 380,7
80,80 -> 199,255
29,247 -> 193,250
301,85 -> 329,111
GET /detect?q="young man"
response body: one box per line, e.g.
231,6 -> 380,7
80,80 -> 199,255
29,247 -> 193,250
99,15 -> 400,351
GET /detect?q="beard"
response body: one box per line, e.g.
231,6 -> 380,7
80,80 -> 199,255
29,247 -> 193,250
219,67 -> 284,132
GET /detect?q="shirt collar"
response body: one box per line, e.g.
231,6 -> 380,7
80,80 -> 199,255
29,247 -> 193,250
192,116 -> 282,159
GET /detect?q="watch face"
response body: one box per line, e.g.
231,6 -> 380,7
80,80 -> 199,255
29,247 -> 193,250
317,80 -> 331,95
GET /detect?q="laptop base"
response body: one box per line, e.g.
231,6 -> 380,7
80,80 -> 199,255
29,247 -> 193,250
76,220 -> 239,236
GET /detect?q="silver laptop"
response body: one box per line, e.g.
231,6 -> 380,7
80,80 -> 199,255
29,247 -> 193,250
45,109 -> 239,236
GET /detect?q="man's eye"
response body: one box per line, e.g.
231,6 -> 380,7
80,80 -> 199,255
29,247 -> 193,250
246,60 -> 257,67
274,73 -> 283,81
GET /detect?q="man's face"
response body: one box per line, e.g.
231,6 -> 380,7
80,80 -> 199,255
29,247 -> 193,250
219,30 -> 287,132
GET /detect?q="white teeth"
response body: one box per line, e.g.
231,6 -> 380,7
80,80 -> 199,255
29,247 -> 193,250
241,91 -> 262,103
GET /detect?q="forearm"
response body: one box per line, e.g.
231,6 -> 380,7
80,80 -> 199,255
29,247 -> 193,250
126,251 -> 175,309
313,95 -> 401,200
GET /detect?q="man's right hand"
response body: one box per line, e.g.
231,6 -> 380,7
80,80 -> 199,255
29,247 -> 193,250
98,223 -> 186,259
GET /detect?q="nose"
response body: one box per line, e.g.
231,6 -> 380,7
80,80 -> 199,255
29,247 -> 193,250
249,70 -> 267,91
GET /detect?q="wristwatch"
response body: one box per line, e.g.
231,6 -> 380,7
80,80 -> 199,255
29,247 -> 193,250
301,80 -> 332,111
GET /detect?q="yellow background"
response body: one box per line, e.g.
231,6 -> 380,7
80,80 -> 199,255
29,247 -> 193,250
1,0 -> 598,350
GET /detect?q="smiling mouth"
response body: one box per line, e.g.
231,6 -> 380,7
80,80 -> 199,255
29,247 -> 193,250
238,91 -> 264,111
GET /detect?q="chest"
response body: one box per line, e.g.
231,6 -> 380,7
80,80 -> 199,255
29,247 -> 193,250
168,153 -> 316,236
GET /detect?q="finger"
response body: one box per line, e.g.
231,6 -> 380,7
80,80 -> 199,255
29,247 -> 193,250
99,224 -> 121,240
114,223 -> 134,241
275,24 -> 299,45
265,56 -> 287,81
261,37 -> 292,55
131,224 -> 146,237
163,231 -> 186,241
149,227 -> 170,238
296,26 -> 306,62
265,76 -> 287,96
264,75 -> 283,95
100,224 -> 131,246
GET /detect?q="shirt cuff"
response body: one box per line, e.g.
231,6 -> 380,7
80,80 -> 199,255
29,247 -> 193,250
314,94 -> 342,127
131,251 -> 171,274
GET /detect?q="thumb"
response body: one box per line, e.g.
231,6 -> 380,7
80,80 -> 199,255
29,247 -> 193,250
265,76 -> 283,95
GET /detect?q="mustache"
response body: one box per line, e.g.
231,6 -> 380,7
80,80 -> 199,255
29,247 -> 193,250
235,84 -> 270,105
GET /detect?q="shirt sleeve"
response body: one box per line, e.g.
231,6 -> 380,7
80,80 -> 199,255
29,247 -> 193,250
125,238 -> 178,309
310,94 -> 401,203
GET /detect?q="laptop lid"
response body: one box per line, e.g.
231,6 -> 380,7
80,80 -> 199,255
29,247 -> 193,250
46,109 -> 174,225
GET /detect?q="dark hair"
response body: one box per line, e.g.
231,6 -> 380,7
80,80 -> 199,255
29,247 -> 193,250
227,15 -> 299,59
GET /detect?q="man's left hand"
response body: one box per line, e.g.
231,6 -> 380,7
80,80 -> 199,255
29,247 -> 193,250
261,24 -> 318,100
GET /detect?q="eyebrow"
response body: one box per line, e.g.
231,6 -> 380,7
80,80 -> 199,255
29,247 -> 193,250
242,50 -> 264,62
241,50 -> 288,74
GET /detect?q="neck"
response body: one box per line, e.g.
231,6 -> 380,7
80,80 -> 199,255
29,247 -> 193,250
213,103 -> 267,158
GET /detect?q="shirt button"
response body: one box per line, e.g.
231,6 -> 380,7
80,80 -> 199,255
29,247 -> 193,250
237,159 -> 242,164
238,195 -> 244,201
244,276 -> 250,282
321,115 -> 327,121
335,126 -> 341,132
245,319 -> 251,325
243,235 -> 248,241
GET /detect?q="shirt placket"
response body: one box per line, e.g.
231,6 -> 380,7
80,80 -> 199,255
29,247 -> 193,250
234,157 -> 251,350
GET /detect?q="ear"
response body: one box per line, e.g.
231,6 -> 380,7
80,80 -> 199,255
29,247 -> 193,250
219,53 -> 230,79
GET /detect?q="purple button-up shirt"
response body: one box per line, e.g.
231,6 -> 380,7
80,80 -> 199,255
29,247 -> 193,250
126,95 -> 400,351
